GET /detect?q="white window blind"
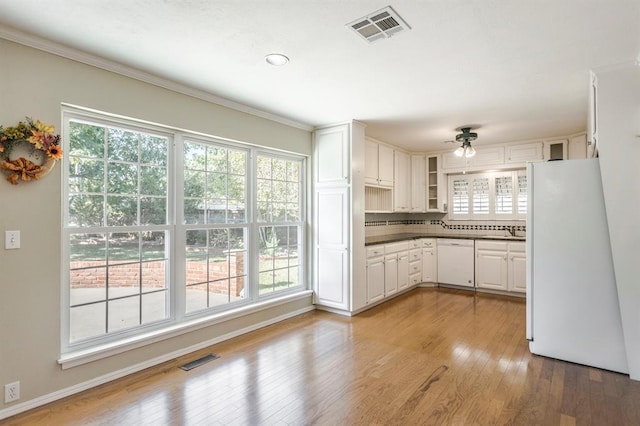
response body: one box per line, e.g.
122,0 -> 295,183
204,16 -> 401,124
472,177 -> 489,214
517,172 -> 527,216
448,170 -> 527,220
495,176 -> 513,214
452,179 -> 469,215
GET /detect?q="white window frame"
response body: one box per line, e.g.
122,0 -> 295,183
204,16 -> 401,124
61,106 -> 308,359
447,170 -> 526,220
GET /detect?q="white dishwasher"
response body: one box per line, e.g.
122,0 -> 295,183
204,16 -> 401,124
437,239 -> 475,287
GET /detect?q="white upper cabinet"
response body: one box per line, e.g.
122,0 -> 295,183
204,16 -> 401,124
506,142 -> 543,164
410,154 -> 426,212
442,146 -> 505,170
472,146 -> 505,167
394,150 -> 410,212
569,134 -> 587,160
544,139 -> 568,161
365,139 -> 393,187
315,125 -> 349,186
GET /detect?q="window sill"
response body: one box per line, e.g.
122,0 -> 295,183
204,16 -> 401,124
58,290 -> 313,370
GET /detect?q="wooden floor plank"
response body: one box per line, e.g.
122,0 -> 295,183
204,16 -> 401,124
4,288 -> 640,425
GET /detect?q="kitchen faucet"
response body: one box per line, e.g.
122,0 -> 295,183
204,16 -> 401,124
506,226 -> 517,237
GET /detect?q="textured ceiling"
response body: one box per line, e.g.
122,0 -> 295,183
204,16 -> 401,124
1,0 -> 639,151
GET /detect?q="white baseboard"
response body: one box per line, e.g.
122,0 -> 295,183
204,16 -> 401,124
0,305 -> 315,421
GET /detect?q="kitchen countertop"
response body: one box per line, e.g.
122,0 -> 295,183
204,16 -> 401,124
365,233 -> 525,246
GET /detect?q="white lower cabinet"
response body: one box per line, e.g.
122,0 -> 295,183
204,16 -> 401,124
398,251 -> 410,291
476,242 -> 509,291
508,242 -> 526,293
366,244 -> 385,304
365,240 -> 417,306
421,239 -> 437,283
408,248 -> 422,286
475,240 -> 526,294
366,255 -> 385,304
384,253 -> 399,296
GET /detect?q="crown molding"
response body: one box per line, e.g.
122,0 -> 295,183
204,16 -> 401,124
0,26 -> 314,132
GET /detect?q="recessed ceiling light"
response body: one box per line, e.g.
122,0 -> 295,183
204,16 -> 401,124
265,53 -> 289,66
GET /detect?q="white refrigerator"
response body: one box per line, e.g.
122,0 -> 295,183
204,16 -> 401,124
526,159 -> 628,373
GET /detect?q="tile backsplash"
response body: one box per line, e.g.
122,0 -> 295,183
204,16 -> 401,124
365,215 -> 525,238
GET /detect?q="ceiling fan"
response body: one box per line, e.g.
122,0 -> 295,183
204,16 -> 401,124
443,126 -> 479,158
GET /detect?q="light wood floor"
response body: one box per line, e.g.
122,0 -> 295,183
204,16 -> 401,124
6,288 -> 640,425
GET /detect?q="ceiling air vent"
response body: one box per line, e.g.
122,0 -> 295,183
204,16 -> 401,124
348,6 -> 411,43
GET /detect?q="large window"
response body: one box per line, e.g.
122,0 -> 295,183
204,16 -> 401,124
448,170 -> 526,220
62,109 -> 306,353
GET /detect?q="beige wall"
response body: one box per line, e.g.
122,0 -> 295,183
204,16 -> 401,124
0,38 -> 313,413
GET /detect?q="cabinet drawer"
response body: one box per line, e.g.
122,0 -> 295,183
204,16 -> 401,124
410,273 -> 422,286
409,240 -> 421,249
508,241 -> 525,252
385,241 -> 409,253
366,245 -> 385,258
409,261 -> 422,275
422,239 -> 436,248
475,240 -> 508,251
409,249 -> 421,261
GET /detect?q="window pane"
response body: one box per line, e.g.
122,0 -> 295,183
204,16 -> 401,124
472,177 -> 489,214
140,135 -> 167,166
518,174 -> 527,214
140,165 -> 166,196
66,118 -> 170,345
69,194 -> 104,227
69,121 -> 105,158
69,158 -> 104,193
108,296 -> 140,333
107,195 -> 138,226
495,176 -> 513,214
108,128 -> 138,162
141,291 -> 168,324
184,142 -> 206,171
258,225 -> 300,295
185,227 -> 247,314
70,302 -> 106,342
452,179 -> 469,214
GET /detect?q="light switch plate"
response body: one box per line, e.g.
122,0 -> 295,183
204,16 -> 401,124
5,230 -> 20,249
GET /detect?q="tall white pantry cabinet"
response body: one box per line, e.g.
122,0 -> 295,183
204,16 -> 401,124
313,121 -> 367,314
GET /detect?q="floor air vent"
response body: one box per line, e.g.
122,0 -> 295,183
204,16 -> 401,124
347,6 -> 411,43
179,353 -> 220,371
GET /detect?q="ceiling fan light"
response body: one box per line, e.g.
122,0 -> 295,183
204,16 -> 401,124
465,145 -> 476,158
454,146 -> 465,157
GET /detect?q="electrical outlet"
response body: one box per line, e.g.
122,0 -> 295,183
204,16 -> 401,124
5,230 -> 20,250
4,381 -> 20,403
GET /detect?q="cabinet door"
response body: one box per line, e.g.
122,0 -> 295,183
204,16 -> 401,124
569,134 -> 587,160
367,257 -> 385,304
398,252 -> 409,290
410,155 -> 426,212
472,146 -> 505,167
422,247 -> 437,283
394,150 -> 410,211
378,144 -> 394,187
426,155 -> 444,212
314,125 -> 349,186
509,251 -> 527,293
475,249 -> 508,290
544,139 -> 568,161
314,188 -> 349,309
384,254 -> 398,296
506,142 -> 543,164
364,140 -> 379,185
